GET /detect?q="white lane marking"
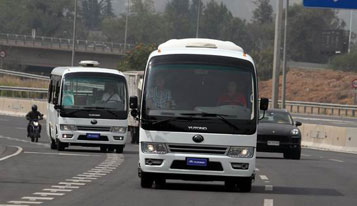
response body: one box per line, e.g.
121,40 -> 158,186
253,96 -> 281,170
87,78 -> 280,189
264,199 -> 274,206
259,175 -> 269,180
329,159 -> 344,163
22,196 -> 53,201
82,172 -> 107,176
77,174 -> 101,178
23,151 -> 99,157
265,185 -> 273,191
301,154 -> 311,157
264,181 -> 270,184
51,185 -> 79,189
255,168 -> 260,172
33,192 -> 64,196
65,179 -> 92,183
8,201 -> 42,205
0,204 -> 29,206
73,176 -> 97,180
0,146 -> 23,162
58,182 -> 86,186
43,188 -> 72,192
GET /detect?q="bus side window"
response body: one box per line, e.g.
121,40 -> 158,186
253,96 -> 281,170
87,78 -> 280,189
48,79 -> 53,103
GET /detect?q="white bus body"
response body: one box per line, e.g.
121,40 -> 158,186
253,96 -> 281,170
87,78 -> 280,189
134,39 -> 260,192
47,63 -> 128,153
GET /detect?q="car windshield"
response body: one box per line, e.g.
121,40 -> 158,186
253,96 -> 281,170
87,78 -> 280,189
143,55 -> 255,121
61,73 -> 127,111
260,111 -> 293,125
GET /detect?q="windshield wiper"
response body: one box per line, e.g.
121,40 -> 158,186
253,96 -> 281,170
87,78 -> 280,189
142,117 -> 179,125
180,112 -> 240,131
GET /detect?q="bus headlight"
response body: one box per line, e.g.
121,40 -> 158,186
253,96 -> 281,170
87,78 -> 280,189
141,142 -> 168,154
60,124 -> 77,131
111,126 -> 127,133
227,147 -> 254,158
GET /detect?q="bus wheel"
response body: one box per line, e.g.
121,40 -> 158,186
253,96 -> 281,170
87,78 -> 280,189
141,172 -> 153,188
116,146 -> 124,153
224,180 -> 237,191
100,146 -> 108,152
50,139 -> 57,150
57,139 -> 65,151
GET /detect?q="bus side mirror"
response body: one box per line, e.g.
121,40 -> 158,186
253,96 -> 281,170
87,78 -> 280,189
260,98 -> 269,111
54,105 -> 62,111
130,96 -> 138,109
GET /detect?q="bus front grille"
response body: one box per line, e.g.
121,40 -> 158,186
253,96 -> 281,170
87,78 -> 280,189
77,126 -> 111,132
167,144 -> 228,155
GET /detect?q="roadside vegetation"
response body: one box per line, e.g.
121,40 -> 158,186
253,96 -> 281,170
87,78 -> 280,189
329,49 -> 357,72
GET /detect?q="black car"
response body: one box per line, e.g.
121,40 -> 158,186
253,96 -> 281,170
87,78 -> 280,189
257,109 -> 302,159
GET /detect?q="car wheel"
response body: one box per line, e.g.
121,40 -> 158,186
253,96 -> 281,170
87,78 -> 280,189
238,178 -> 252,192
283,151 -> 291,159
116,145 -> 124,153
141,172 -> 153,188
154,178 -> 166,189
50,138 -> 57,150
291,148 -> 301,160
57,139 -> 65,151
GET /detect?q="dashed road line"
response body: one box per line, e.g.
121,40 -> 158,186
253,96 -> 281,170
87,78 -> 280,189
33,192 -> 65,196
0,146 -> 23,162
263,199 -> 274,206
24,151 -> 99,157
22,196 -> 53,201
8,201 -> 42,205
58,182 -> 86,186
51,185 -> 79,189
43,188 -> 72,192
259,175 -> 269,181
329,159 -> 344,163
65,179 -> 92,183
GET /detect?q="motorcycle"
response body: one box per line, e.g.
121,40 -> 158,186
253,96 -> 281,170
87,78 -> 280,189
28,119 -> 42,142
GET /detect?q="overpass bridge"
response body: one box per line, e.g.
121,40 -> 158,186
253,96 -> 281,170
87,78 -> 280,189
0,33 -> 132,71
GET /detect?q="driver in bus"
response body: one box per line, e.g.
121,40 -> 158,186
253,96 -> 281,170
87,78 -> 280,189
102,82 -> 121,103
217,81 -> 247,107
146,74 -> 173,109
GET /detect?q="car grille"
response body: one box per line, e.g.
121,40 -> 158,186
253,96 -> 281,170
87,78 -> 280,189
167,144 -> 228,155
77,126 -> 111,132
78,135 -> 109,141
170,160 -> 223,171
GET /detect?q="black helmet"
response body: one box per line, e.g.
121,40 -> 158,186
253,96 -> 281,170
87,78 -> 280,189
32,105 -> 38,112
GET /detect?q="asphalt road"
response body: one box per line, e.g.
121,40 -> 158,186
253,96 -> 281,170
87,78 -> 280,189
0,115 -> 356,206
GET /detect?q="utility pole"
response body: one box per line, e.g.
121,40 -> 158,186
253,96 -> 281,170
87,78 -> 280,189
196,0 -> 201,38
348,10 -> 353,53
282,0 -> 289,109
272,0 -> 284,108
71,0 -> 78,66
124,0 -> 130,52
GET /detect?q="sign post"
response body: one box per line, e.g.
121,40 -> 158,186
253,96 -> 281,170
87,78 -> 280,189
0,50 -> 6,70
352,79 -> 357,104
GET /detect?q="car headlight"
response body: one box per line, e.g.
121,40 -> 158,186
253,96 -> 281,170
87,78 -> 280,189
111,126 -> 127,133
60,124 -> 77,131
291,129 -> 299,135
141,142 -> 168,154
227,147 -> 254,158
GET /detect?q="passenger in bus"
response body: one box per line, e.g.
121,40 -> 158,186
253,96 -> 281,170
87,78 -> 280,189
102,82 -> 121,103
217,81 -> 247,107
146,74 -> 173,109
62,84 -> 74,106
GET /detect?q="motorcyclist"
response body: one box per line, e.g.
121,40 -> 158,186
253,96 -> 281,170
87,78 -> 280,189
26,105 -> 43,137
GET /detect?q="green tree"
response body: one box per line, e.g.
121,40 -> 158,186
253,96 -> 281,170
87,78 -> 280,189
164,0 -> 192,39
252,0 -> 273,24
118,43 -> 157,71
81,0 -> 115,30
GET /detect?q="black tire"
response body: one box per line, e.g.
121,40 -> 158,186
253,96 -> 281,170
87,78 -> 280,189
141,173 -> 154,188
155,178 -> 166,189
238,178 -> 252,192
50,139 -> 57,150
283,151 -> 291,159
108,147 -> 115,152
57,139 -> 65,151
100,146 -> 108,153
224,180 -> 237,192
30,137 -> 34,142
116,145 -> 124,153
291,148 -> 301,160
35,137 -> 38,142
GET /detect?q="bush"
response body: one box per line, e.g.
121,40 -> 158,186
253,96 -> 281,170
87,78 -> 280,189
330,50 -> 357,71
250,47 -> 274,81
118,43 -> 157,71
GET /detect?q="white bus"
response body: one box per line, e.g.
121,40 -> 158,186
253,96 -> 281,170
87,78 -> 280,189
130,39 -> 268,192
47,61 -> 129,153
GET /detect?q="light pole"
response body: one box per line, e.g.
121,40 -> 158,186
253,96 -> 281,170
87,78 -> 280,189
196,0 -> 201,38
71,0 -> 78,66
282,0 -> 289,109
124,0 -> 130,52
348,10 -> 354,53
272,0 -> 284,108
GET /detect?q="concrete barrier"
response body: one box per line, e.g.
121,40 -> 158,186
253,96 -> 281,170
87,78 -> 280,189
0,97 -> 46,117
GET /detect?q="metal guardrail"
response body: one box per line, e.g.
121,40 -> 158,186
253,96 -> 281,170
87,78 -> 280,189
0,33 -> 134,54
0,69 -> 49,81
0,86 -> 47,93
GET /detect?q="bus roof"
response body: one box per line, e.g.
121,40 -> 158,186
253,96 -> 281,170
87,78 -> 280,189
50,66 -> 124,77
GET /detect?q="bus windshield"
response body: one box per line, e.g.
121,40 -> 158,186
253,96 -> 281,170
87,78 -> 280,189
61,72 -> 127,111
143,55 -> 256,122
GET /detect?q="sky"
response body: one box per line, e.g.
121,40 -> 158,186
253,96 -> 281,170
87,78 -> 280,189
111,0 -> 357,33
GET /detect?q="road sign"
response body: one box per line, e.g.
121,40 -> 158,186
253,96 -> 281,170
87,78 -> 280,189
0,50 -> 6,58
352,79 -> 357,88
304,0 -> 357,9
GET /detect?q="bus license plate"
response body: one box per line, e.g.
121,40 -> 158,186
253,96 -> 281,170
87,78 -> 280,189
186,158 -> 207,167
87,133 -> 100,139
267,141 -> 280,146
